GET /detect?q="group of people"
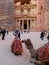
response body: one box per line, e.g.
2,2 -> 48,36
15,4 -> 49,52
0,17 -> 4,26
0,28 -> 49,64
40,29 -> 49,41
11,29 -> 49,65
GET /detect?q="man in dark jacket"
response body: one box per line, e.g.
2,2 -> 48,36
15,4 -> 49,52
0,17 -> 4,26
18,32 -> 20,39
40,31 -> 44,40
13,30 -> 20,39
1,29 -> 6,40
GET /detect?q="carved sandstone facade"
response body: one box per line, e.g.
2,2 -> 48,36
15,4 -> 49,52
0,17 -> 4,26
13,0 -> 44,31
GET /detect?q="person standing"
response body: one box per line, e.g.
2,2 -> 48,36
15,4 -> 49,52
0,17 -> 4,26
47,29 -> 49,42
40,31 -> 44,40
1,28 -> 6,40
18,32 -> 20,39
13,30 -> 20,39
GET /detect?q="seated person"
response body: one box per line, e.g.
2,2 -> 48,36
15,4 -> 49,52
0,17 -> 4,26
11,35 -> 23,55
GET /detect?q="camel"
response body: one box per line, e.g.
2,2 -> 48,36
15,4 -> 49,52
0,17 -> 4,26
22,39 -> 49,65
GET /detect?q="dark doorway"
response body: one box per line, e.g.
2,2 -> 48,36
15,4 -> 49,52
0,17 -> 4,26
24,20 -> 27,29
24,24 -> 27,29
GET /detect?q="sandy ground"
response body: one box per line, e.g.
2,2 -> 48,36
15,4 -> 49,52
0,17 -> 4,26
0,32 -> 48,65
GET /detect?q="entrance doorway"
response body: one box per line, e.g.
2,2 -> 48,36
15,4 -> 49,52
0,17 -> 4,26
24,20 -> 27,29
20,20 -> 30,31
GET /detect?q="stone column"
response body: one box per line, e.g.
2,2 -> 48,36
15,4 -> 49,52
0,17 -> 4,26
34,20 -> 35,31
22,20 -> 24,32
18,20 -> 20,30
27,20 -> 29,31
30,20 -> 33,31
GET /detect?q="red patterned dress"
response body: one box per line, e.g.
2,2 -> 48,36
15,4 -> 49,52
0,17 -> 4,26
11,38 -> 23,55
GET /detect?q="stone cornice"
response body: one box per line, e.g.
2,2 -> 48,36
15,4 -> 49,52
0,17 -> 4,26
14,15 -> 36,19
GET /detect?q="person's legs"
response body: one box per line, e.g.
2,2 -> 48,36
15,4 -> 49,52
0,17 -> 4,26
2,34 -> 5,40
47,35 -> 49,41
41,37 -> 44,40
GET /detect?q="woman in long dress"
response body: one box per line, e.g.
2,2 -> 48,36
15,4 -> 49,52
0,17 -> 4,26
11,34 -> 23,55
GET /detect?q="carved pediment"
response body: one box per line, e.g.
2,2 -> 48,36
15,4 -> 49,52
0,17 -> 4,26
14,0 -> 31,5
